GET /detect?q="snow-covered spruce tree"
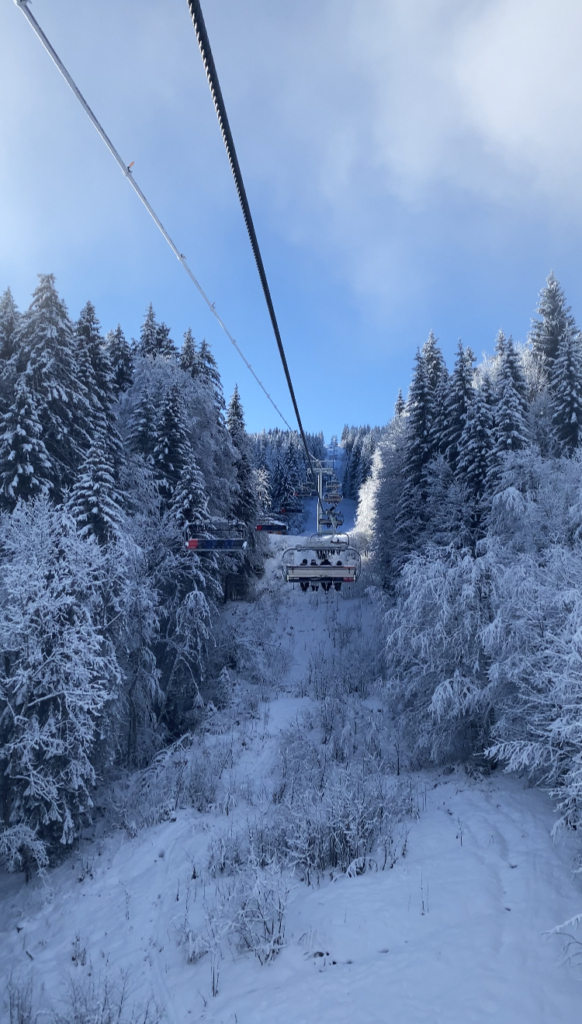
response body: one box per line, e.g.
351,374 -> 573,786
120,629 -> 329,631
396,349 -> 433,545
179,327 -> 197,375
155,322 -> 177,359
271,442 -> 299,514
188,338 -> 237,522
106,324 -> 134,395
530,271 -> 578,382
358,413 -> 408,587
441,341 -> 475,472
0,287 -> 19,364
487,339 -> 530,490
0,374 -> 53,509
0,498 -> 121,858
10,274 -> 90,497
394,389 -> 406,417
171,456 -> 213,537
456,373 -> 496,533
67,440 -> 125,545
115,456 -> 163,765
422,330 -> 449,452
226,385 -> 257,532
194,337 -> 222,392
152,382 -> 193,507
75,302 -> 123,476
0,288 -> 20,413
128,378 -> 157,463
550,328 -> 582,453
137,303 -> 158,358
76,302 -> 113,433
254,466 -> 272,513
354,430 -> 379,494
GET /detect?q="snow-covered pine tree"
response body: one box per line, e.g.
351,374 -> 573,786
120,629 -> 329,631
394,389 -> 406,417
0,374 -> 53,508
171,456 -> 212,537
10,275 -> 90,497
179,328 -> 197,375
396,350 -> 433,543
128,380 -> 157,463
137,303 -> 158,358
550,328 -> 582,453
442,341 -> 475,472
226,385 -> 257,531
0,288 -> 20,419
75,302 -> 112,430
187,336 -> 237,522
530,272 -> 578,381
254,466 -> 272,513
0,498 -> 121,856
487,341 -> 530,489
194,338 -> 223,397
347,432 -> 365,499
75,303 -> 123,474
106,324 -> 134,395
67,440 -> 125,545
422,331 -> 449,453
365,414 -> 408,588
155,322 -> 177,359
271,447 -> 296,513
0,287 -> 19,364
153,382 -> 193,507
354,431 -> 378,494
457,373 -> 495,501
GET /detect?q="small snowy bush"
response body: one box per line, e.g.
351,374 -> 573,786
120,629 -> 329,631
106,733 -> 235,832
217,858 -> 290,964
53,970 -> 163,1024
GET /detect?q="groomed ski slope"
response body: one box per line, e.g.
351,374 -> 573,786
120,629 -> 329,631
1,534 -> 582,1023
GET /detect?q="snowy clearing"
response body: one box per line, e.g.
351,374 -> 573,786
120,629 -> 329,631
1,535 -> 581,1023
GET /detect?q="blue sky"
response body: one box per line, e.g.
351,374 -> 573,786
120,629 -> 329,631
2,0 -> 582,437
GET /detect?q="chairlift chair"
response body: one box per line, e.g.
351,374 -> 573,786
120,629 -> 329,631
185,519 -> 248,552
255,517 -> 288,535
282,535 -> 361,593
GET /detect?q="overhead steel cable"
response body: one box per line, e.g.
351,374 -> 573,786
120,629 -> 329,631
185,0 -> 321,495
13,0 -> 294,432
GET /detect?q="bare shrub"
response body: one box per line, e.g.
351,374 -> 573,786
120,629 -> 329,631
5,974 -> 33,1024
52,970 -> 163,1024
106,734 -> 235,831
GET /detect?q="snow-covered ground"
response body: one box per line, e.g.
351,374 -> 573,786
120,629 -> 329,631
1,534 -> 582,1023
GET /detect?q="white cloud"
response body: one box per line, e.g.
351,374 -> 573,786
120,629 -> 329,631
2,0 -> 581,321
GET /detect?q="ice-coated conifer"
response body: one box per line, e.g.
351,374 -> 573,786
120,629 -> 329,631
530,272 -> 578,378
179,328 -> 197,375
0,374 -> 52,508
550,328 -> 582,452
138,303 -> 158,358
153,382 -> 193,505
226,385 -> 257,529
442,341 -> 475,472
106,324 -> 133,394
457,373 -> 495,499
10,275 -> 90,495
67,440 -> 125,545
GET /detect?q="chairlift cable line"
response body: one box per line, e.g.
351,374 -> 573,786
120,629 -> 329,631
185,0 -> 323,505
13,0 -> 294,432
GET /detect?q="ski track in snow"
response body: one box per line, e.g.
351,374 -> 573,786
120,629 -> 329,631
1,530 -> 582,1023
